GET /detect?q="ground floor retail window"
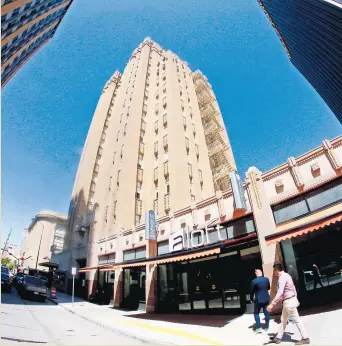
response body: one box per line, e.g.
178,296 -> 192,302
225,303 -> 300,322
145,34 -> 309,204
122,267 -> 146,310
97,270 -> 115,304
281,224 -> 342,305
157,245 -> 262,314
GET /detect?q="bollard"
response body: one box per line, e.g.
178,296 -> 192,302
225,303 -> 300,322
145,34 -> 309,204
50,287 -> 57,299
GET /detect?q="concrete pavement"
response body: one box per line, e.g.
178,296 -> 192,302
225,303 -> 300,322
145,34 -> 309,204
53,291 -> 342,345
1,289 -> 149,345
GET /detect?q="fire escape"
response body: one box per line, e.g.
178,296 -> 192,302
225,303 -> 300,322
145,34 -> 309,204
193,70 -> 236,191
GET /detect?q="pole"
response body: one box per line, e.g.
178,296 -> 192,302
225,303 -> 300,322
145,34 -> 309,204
72,274 -> 75,307
2,228 -> 12,255
35,222 -> 44,270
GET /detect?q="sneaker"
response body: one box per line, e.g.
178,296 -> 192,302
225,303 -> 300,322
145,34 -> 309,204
255,328 -> 263,334
295,339 -> 310,345
269,336 -> 282,344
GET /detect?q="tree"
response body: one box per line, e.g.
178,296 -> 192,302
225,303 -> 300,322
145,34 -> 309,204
1,258 -> 15,270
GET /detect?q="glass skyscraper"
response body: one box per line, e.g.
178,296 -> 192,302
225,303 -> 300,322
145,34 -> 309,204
1,0 -> 73,87
258,0 -> 342,124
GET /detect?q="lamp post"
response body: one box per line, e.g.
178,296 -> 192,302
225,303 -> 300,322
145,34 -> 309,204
35,221 -> 44,270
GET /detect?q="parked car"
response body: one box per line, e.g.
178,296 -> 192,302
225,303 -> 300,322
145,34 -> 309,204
1,266 -> 12,293
13,272 -> 26,288
18,276 -> 47,302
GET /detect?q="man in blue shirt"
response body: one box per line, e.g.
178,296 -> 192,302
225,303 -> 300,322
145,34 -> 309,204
251,269 -> 271,333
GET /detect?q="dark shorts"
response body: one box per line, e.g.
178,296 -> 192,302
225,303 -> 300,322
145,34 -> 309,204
254,301 -> 269,314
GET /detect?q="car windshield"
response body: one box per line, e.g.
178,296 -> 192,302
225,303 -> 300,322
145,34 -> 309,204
24,276 -> 43,286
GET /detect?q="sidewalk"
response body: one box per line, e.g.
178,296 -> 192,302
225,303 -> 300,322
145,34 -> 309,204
50,292 -> 342,345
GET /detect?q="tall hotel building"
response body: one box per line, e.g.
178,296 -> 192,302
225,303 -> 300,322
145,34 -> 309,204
67,37 -> 236,299
1,0 -> 73,87
258,0 -> 342,124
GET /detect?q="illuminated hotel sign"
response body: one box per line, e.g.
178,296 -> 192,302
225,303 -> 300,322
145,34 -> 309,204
169,221 -> 224,253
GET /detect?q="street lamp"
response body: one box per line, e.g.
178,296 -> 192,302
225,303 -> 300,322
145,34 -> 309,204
35,220 -> 44,270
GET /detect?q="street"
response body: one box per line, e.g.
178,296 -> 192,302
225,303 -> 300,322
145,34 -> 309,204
1,289 -> 147,345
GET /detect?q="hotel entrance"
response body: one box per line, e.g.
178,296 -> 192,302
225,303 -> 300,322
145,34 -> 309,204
122,266 -> 146,310
157,245 -> 262,314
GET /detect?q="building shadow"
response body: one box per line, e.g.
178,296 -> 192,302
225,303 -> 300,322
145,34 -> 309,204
299,300 -> 342,317
1,291 -> 51,307
123,312 -> 241,327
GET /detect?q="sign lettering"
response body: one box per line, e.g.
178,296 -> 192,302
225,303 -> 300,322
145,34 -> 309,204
169,221 -> 225,253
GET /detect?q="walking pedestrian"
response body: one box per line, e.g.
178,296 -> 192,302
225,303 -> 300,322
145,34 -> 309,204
267,263 -> 310,345
312,264 -> 324,289
250,269 -> 270,333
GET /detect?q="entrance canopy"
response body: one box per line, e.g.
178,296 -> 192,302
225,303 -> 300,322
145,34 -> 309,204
38,261 -> 59,269
109,246 -> 221,271
265,210 -> 342,245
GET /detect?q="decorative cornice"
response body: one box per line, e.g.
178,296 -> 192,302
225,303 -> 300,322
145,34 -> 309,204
323,139 -> 341,171
288,157 -> 304,189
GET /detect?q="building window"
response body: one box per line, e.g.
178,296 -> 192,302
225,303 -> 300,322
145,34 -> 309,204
185,137 -> 189,153
183,117 -> 187,129
164,161 -> 169,177
156,90 -> 159,99
117,171 -> 121,187
121,145 -> 124,159
166,184 -> 170,194
155,104 -> 159,115
124,123 -> 127,136
195,144 -> 199,159
155,121 -> 158,134
154,167 -> 158,183
163,114 -> 167,128
113,152 -> 116,164
199,170 -> 203,186
154,142 -> 158,157
188,163 -> 193,179
117,131 -> 120,142
157,241 -> 169,256
123,247 -> 146,261
272,179 -> 342,224
163,135 -> 168,151
181,100 -> 184,111
163,97 -> 167,109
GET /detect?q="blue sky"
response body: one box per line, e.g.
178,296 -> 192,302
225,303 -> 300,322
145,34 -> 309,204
2,0 -> 341,248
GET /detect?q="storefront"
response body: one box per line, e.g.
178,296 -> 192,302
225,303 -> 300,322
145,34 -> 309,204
121,247 -> 147,310
156,243 -> 261,314
267,177 -> 342,307
116,215 -> 262,314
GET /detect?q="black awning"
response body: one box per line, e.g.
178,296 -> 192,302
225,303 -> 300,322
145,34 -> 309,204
38,262 -> 59,268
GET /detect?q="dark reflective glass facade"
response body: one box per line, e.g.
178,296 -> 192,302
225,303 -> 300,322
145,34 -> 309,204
1,0 -> 73,87
259,0 -> 342,124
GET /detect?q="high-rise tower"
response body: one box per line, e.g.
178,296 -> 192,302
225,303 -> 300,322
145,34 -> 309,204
68,38 -> 236,270
258,0 -> 342,124
1,0 -> 73,87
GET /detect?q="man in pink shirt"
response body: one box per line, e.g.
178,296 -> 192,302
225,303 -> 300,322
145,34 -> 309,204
267,263 -> 310,345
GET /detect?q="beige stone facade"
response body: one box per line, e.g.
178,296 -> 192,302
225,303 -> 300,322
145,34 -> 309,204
63,39 -> 342,315
22,210 -> 67,270
67,38 -> 236,287
72,134 -> 342,313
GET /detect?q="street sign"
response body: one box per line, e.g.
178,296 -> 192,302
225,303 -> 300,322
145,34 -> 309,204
71,267 -> 76,275
145,210 -> 156,240
229,171 -> 247,211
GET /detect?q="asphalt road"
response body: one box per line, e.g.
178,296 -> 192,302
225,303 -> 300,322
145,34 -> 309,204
1,289 -> 146,345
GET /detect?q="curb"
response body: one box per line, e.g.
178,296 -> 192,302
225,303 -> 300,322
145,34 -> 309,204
46,296 -> 58,305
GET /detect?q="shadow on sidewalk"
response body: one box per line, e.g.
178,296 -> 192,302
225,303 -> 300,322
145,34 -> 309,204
123,312 -> 241,327
299,301 -> 342,317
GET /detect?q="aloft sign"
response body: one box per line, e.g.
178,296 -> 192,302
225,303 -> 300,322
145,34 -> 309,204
169,221 -> 224,253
